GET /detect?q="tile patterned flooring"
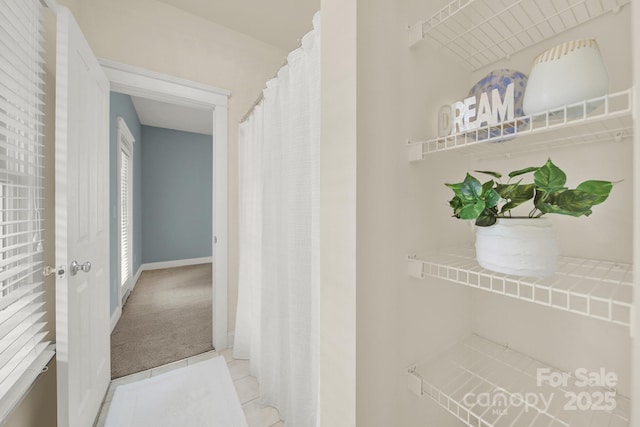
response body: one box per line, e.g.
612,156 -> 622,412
93,349 -> 284,427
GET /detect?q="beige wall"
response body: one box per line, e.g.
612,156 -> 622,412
319,0 -> 473,425
4,360 -> 57,427
58,0 -> 287,333
319,0 -> 357,425
352,1 -> 473,425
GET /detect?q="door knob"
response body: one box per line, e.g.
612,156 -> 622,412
70,260 -> 92,276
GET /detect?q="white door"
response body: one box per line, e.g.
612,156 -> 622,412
55,7 -> 111,427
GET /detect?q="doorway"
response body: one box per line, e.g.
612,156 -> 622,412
100,59 -> 231,353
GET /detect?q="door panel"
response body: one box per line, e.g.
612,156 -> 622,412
55,7 -> 110,427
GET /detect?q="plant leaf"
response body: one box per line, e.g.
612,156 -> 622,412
534,187 -> 549,205
485,189 -> 500,208
475,207 -> 497,227
481,180 -> 494,195
556,189 -> 601,213
445,182 -> 463,197
537,202 -> 592,217
459,199 -> 486,220
475,170 -> 502,179
501,183 -> 535,213
495,182 -> 520,199
534,159 -> 567,192
536,189 -> 601,217
508,166 -> 538,178
461,173 -> 483,200
449,196 -> 463,217
576,180 -> 613,206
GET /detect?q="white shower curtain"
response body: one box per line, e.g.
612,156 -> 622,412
235,12 -> 320,427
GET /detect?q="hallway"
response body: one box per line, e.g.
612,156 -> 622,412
110,263 -> 214,378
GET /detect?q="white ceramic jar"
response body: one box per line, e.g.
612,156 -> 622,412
475,218 -> 558,277
523,39 -> 608,116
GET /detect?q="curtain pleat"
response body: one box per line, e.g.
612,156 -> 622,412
235,12 -> 320,427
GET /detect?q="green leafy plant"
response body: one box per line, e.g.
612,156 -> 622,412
445,159 -> 614,227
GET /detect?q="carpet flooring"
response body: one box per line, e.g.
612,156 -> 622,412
110,263 -> 214,379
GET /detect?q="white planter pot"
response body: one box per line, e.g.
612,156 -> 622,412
475,218 -> 558,277
523,39 -> 608,116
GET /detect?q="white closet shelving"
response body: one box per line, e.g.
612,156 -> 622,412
408,250 -> 633,326
407,335 -> 630,427
408,0 -> 631,70
406,0 -> 635,425
407,89 -> 632,160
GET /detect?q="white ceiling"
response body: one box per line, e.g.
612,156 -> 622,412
157,0 -> 320,51
131,96 -> 213,136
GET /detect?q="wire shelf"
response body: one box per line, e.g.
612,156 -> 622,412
408,0 -> 631,70
407,248 -> 633,327
408,334 -> 630,426
407,89 -> 632,161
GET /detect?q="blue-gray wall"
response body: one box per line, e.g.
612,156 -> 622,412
141,126 -> 212,264
109,92 -> 143,316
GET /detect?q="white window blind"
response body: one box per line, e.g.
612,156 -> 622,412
118,117 -> 134,289
120,148 -> 130,286
0,0 -> 53,413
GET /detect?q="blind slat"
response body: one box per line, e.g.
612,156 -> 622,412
0,303 -> 44,344
0,97 -> 44,125
0,330 -> 47,379
1,278 -> 43,300
0,284 -> 41,315
0,320 -> 45,370
0,340 -> 49,397
0,57 -> 45,98
0,251 -> 40,270
0,0 -> 48,413
0,111 -> 45,139
0,292 -> 43,325
0,4 -> 41,52
0,171 -> 46,182
0,261 -> 43,285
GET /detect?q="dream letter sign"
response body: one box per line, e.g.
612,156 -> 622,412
441,83 -> 515,135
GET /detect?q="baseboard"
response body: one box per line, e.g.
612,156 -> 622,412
226,331 -> 234,348
140,257 -> 212,271
132,265 -> 143,290
110,305 -> 122,333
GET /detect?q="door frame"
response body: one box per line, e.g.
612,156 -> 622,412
100,59 -> 231,350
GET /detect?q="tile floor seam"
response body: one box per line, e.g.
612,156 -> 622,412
242,397 -> 260,406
